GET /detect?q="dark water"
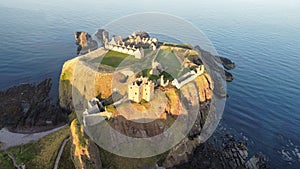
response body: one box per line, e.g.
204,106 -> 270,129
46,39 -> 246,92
0,0 -> 299,168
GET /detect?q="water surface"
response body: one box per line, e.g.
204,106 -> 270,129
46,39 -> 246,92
0,0 -> 299,168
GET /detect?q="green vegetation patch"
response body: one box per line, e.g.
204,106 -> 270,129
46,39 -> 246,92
7,126 -> 70,169
160,71 -> 174,81
92,50 -> 137,68
156,49 -> 182,79
0,151 -> 15,169
74,119 -> 87,148
141,68 -> 159,81
61,69 -> 72,81
58,140 -> 75,169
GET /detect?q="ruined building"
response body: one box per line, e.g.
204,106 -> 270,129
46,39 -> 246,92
104,37 -> 145,59
101,30 -> 158,59
128,77 -> 155,103
172,65 -> 205,89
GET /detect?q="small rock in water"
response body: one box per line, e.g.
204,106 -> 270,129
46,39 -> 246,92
219,56 -> 235,70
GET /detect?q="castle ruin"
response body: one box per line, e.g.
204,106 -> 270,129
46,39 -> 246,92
171,65 -> 205,89
128,77 -> 155,103
101,30 -> 158,59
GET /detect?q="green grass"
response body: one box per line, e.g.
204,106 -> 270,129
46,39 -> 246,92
68,111 -> 77,124
160,71 -> 174,81
61,69 -> 72,81
74,119 -> 87,148
156,49 -> 182,79
140,49 -> 187,81
58,140 -> 75,169
0,151 -> 15,169
92,50 -> 137,68
141,68 -> 160,81
7,126 -> 70,169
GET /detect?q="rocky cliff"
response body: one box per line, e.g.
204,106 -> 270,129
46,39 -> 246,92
0,79 -> 68,132
59,49 -> 113,111
74,32 -> 98,55
70,119 -> 102,169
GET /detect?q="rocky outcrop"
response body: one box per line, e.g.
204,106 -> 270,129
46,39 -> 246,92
0,79 -> 68,132
225,70 -> 234,82
171,132 -> 266,169
70,119 -> 102,169
74,32 -> 98,55
194,73 -> 213,102
220,56 -> 236,70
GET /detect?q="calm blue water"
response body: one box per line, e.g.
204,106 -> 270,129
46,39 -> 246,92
0,0 -> 299,168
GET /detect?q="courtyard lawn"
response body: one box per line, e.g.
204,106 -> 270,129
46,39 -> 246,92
156,48 -> 183,79
92,50 -> 137,68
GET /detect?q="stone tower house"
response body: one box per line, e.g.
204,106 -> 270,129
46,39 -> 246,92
128,77 -> 154,103
128,80 -> 143,103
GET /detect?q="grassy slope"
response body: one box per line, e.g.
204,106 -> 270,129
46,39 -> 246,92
91,50 -> 137,68
6,126 -> 70,169
58,140 -> 75,169
156,48 -> 182,80
0,151 -> 15,169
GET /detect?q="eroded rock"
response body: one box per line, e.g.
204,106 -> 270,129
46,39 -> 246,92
220,56 -> 236,70
170,133 -> 267,169
74,32 -> 98,55
0,79 -> 68,132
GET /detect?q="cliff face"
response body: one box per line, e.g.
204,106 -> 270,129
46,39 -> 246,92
59,49 -> 113,111
74,32 -> 98,55
70,119 -> 102,169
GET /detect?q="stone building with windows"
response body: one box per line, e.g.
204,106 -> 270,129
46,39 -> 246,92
101,30 -> 158,59
128,77 -> 155,103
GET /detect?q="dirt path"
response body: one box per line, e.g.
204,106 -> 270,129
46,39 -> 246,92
0,125 -> 66,150
6,151 -> 25,169
53,137 -> 70,169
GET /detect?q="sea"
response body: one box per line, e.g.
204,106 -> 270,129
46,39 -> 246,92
0,0 -> 299,168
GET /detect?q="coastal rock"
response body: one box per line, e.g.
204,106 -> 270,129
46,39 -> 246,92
195,46 -> 234,98
219,56 -> 236,70
225,70 -> 234,82
172,133 -> 267,169
245,153 -> 267,169
0,79 -> 68,132
95,29 -> 108,46
74,32 -> 98,55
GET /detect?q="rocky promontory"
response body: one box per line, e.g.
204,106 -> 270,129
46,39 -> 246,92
0,79 -> 68,132
58,28 -> 242,168
74,32 -> 98,55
